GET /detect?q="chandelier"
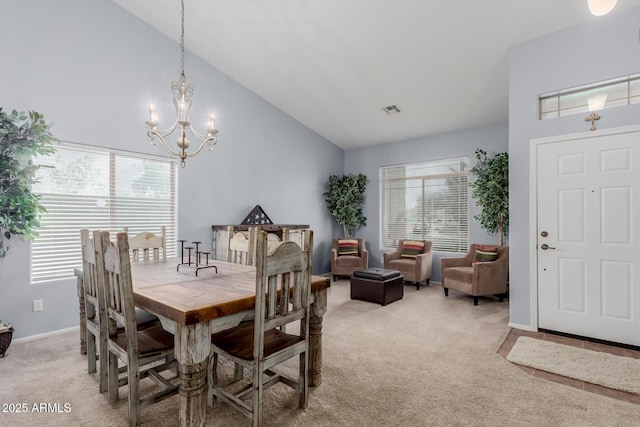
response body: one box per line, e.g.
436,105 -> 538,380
145,0 -> 219,168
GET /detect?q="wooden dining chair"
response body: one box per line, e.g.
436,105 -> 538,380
99,231 -> 179,426
124,226 -> 166,262
207,229 -> 313,426
80,229 -> 162,394
80,229 -> 108,393
227,226 -> 257,266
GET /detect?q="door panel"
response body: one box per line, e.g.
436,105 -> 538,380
537,130 -> 640,346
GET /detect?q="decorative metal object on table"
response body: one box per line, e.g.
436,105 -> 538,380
177,240 -> 217,276
0,322 -> 14,358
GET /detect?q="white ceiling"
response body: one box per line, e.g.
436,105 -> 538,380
113,0 -> 640,150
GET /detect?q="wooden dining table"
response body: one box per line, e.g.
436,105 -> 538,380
126,257 -> 330,427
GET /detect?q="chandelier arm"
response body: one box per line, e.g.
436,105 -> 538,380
184,136 -> 218,159
150,121 -> 180,139
188,125 -> 211,142
147,129 -> 181,158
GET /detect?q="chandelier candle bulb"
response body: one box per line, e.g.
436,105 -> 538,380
148,104 -> 157,123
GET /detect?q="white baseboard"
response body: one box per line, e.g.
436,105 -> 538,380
508,322 -> 537,332
13,326 -> 79,344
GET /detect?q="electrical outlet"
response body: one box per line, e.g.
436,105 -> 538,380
33,299 -> 43,312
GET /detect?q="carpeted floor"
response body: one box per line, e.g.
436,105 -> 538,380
1,279 -> 640,426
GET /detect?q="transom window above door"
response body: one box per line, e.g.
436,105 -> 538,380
540,74 -> 640,120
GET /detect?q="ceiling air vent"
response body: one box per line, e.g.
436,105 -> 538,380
383,105 -> 401,115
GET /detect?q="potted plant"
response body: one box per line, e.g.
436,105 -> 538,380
469,149 -> 509,246
323,173 -> 368,237
0,321 -> 13,357
0,109 -> 57,258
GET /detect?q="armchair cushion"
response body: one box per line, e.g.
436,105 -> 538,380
337,239 -> 359,256
401,240 -> 425,258
474,245 -> 498,263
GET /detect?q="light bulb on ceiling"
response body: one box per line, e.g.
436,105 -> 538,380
588,0 -> 618,16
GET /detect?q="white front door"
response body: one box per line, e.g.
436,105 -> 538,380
536,129 -> 640,346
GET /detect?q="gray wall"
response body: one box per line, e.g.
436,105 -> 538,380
508,8 -> 640,328
345,123 -> 509,282
0,0 -> 343,339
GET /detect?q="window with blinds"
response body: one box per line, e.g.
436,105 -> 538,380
31,143 -> 178,283
380,157 -> 469,253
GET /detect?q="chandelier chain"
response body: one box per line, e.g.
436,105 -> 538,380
180,0 -> 185,77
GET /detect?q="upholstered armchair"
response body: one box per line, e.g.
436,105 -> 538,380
383,239 -> 432,289
330,238 -> 368,281
440,244 -> 509,305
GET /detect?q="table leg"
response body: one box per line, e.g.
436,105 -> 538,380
309,288 -> 327,387
175,323 -> 211,427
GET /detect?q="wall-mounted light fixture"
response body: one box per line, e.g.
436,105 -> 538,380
587,0 -> 618,16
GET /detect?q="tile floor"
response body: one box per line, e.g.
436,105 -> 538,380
498,328 -> 640,405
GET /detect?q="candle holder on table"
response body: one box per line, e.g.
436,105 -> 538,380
177,240 -> 217,276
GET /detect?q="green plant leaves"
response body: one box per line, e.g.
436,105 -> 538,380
323,173 -> 368,237
469,149 -> 509,245
0,108 -> 57,258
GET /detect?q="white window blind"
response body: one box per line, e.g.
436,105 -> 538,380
380,157 -> 469,253
31,143 -> 178,283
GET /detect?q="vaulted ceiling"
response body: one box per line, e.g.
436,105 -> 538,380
113,0 -> 640,150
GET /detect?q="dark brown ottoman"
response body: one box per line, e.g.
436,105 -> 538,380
350,268 -> 403,306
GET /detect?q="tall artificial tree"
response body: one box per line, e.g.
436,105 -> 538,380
469,149 -> 509,246
0,109 -> 56,258
323,174 -> 368,237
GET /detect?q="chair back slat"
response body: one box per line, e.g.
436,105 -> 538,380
81,230 -> 99,306
280,271 -> 291,317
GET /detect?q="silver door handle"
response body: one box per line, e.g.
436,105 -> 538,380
540,243 -> 556,250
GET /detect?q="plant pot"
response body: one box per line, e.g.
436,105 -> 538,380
0,327 -> 14,358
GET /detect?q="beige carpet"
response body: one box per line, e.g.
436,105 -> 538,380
1,280 -> 640,426
506,336 -> 640,395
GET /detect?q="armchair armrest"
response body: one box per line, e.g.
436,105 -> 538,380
383,249 -> 401,264
414,248 -> 432,278
330,248 -> 338,269
441,255 -> 469,270
472,252 -> 509,294
360,247 -> 369,269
